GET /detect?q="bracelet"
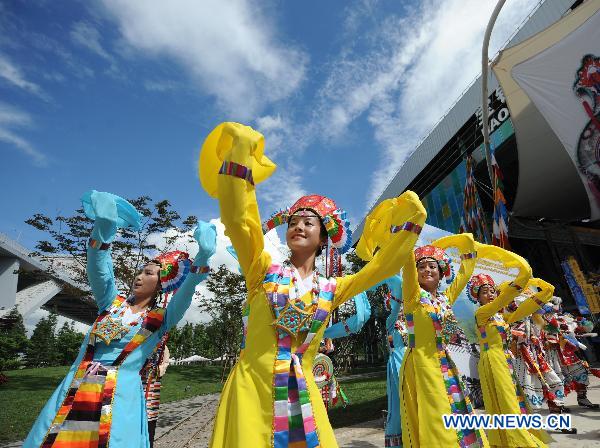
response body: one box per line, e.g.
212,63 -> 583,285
190,265 -> 210,274
460,251 -> 477,260
390,222 -> 422,235
219,161 -> 254,185
88,238 -> 111,250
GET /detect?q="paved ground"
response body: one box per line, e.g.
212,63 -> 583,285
4,377 -> 599,447
153,377 -> 600,448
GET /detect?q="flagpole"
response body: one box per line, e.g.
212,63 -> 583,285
482,0 -> 507,185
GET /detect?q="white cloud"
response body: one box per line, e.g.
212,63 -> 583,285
100,0 -> 307,118
313,0 -> 534,210
0,101 -> 47,166
0,52 -> 48,100
70,21 -> 120,76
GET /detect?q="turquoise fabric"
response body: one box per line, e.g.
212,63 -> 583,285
24,192 -> 214,448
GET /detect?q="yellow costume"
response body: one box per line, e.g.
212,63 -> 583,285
400,234 -> 488,448
199,122 -> 427,447
469,248 -> 553,448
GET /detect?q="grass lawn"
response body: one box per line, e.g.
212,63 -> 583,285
0,364 -> 227,444
0,364 -> 385,444
329,372 -> 387,428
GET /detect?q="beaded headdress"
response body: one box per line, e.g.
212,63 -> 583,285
152,251 -> 192,293
414,245 -> 454,284
262,194 -> 353,254
466,273 -> 495,305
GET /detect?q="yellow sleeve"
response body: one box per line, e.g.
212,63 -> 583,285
334,191 -> 426,308
505,278 -> 554,324
433,233 -> 476,305
475,244 -> 531,325
401,250 -> 420,314
199,122 -> 275,291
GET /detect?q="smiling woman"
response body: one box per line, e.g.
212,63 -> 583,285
199,122 -> 426,448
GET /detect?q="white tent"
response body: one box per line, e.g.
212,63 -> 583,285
492,0 -> 600,220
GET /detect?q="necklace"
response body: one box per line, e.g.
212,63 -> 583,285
272,261 -> 320,337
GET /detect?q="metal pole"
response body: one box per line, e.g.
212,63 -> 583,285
482,0 -> 507,184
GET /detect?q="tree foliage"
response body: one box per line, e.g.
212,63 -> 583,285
198,265 -> 247,359
25,196 -> 198,295
0,307 -> 28,371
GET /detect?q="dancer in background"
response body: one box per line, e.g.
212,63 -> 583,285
466,244 -> 552,447
200,122 -> 426,447
368,275 -> 406,448
542,297 -> 600,409
141,336 -> 171,448
400,235 -> 487,448
356,206 -> 487,447
24,191 -> 217,448
316,291 -> 372,409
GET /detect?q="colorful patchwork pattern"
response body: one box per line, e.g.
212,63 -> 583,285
41,295 -> 165,447
413,289 -> 484,448
264,264 -> 336,448
219,160 -> 254,185
390,221 -> 423,235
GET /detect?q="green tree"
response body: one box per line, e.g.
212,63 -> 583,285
198,265 -> 247,359
0,307 -> 28,372
25,312 -> 58,367
25,196 -> 198,296
54,322 -> 85,365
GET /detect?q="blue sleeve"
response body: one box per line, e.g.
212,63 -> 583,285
87,221 -> 119,313
162,221 -> 217,332
386,291 -> 402,334
162,270 -> 208,332
324,292 -> 371,339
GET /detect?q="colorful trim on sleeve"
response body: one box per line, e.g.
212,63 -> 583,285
190,265 -> 210,274
219,161 -> 254,185
89,238 -> 111,250
390,221 -> 423,235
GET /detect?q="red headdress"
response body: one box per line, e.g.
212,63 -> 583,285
467,273 -> 495,304
262,194 -> 353,254
414,245 -> 453,283
153,251 -> 192,293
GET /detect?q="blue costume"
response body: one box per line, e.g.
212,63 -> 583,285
24,191 -> 216,448
369,275 -> 406,448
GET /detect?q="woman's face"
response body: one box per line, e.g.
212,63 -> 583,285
286,212 -> 325,255
477,284 -> 497,305
133,263 -> 161,298
417,259 -> 440,292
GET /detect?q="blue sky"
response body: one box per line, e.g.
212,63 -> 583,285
1,0 -> 540,253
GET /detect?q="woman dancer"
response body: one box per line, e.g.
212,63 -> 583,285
24,191 -> 216,448
357,206 -> 488,447
199,122 -> 426,447
542,300 -> 600,409
400,234 -> 488,447
371,275 -> 406,448
466,244 -> 552,447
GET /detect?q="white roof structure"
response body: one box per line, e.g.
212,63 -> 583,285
0,232 -> 97,324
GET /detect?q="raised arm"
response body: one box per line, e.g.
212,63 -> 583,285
82,190 -> 141,313
475,244 -> 532,324
383,275 -> 403,334
324,292 -> 371,339
334,191 -> 426,307
163,221 -> 217,331
432,233 -> 477,305
505,278 -> 554,325
199,123 -> 276,290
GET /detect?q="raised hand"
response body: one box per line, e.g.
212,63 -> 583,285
193,221 -> 217,265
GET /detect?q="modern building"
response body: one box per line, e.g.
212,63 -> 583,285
354,0 -> 600,313
0,232 -> 97,325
